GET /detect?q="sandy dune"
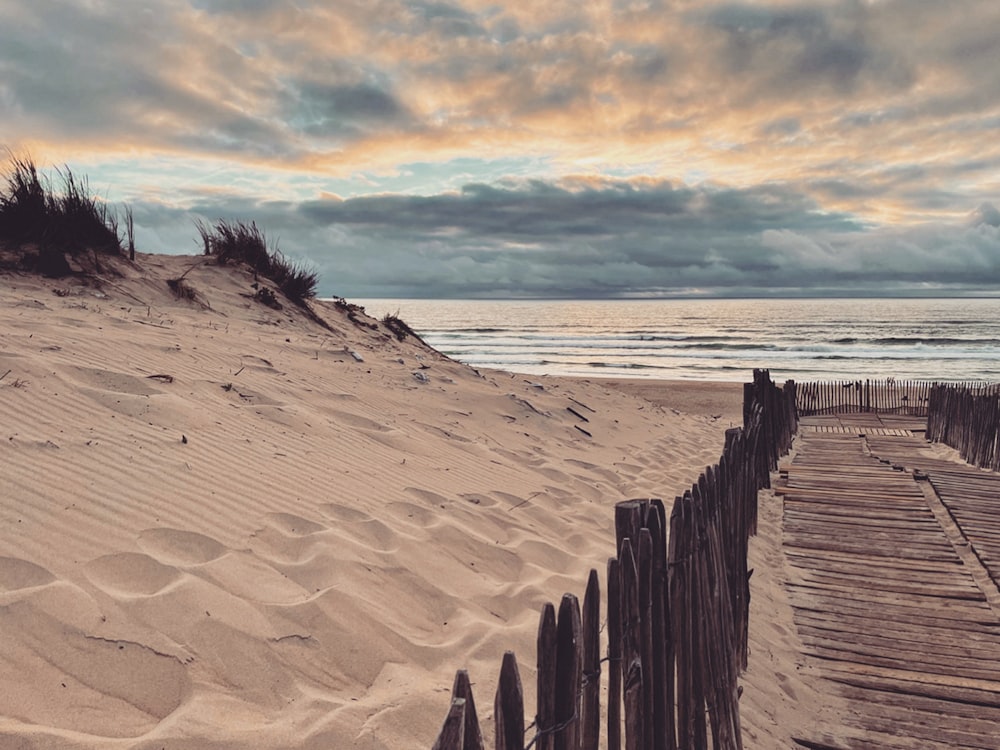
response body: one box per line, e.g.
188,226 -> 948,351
1,254 -> 802,748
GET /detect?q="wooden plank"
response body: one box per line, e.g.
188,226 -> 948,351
536,603 -> 557,750
782,414 -> 1000,747
637,529 -> 655,750
783,536 -> 958,562
580,570 -> 600,750
801,638 -> 1000,683
667,496 -> 691,750
495,652 -> 525,750
555,594 -> 582,750
794,620 -> 1000,660
786,586 -> 999,630
836,682 -> 1000,724
451,670 -> 485,750
782,504 -> 940,525
785,555 -> 969,584
646,501 -> 674,750
790,570 -> 985,601
620,539 -> 643,750
607,557 -> 622,750
432,697 -> 466,750
823,664 -> 1000,707
783,547 -> 965,575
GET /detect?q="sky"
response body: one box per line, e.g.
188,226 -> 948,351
3,0 -> 1000,298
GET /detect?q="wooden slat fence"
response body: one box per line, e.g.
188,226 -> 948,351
795,379 -> 944,416
926,382 -> 1000,470
431,370 -> 797,750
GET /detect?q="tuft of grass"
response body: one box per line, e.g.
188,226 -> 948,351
167,277 -> 198,300
196,219 -> 318,304
382,311 -> 423,343
196,219 -> 271,270
0,154 -> 128,275
269,251 -> 319,304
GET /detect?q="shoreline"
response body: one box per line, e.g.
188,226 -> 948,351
583,376 -> 746,425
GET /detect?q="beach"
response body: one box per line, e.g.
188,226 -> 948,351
1,254 -> 810,748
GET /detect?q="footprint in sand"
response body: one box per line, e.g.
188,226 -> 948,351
614,461 -> 646,474
318,504 -> 368,523
0,556 -> 56,591
776,672 -> 798,700
140,528 -> 305,604
137,527 -> 228,566
319,503 -> 400,551
516,538 -> 576,574
264,512 -> 326,537
491,490 -> 533,508
384,500 -> 437,529
326,409 -> 393,433
84,552 -> 183,597
459,493 -> 498,508
404,487 -> 450,507
71,366 -> 163,396
239,354 -> 280,373
196,552 -> 311,605
536,465 -> 573,482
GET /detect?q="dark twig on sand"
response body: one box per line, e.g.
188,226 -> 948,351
568,397 -> 596,413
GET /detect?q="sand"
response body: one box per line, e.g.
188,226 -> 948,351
0,253 -> 814,748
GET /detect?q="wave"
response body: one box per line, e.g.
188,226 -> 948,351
585,362 -> 667,371
871,336 -> 1000,347
388,298 -> 1000,381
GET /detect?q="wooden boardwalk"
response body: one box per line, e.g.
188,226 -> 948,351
865,429 -> 1000,593
780,414 -> 1000,749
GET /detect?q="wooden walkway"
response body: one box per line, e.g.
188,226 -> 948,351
780,414 -> 1000,749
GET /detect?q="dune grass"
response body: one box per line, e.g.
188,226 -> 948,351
382,311 -> 424,343
0,155 -> 126,275
196,219 -> 318,304
0,156 -> 322,308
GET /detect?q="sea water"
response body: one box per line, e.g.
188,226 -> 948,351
354,298 -> 1000,383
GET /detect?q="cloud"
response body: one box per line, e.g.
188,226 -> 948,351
4,0 -> 1000,300
969,203 -> 1000,228
284,80 -> 413,138
117,175 -> 1000,298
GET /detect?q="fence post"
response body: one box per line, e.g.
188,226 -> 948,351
555,594 -> 582,750
647,502 -> 674,750
581,570 -> 601,750
495,652 -> 524,750
450,671 -> 485,750
432,698 -> 467,750
620,538 -> 644,750
607,557 -> 623,750
537,604 -> 558,750
638,530 -> 655,750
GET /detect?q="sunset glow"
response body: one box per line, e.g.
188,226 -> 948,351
4,0 -> 1000,297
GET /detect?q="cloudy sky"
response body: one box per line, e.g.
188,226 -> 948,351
4,0 -> 1000,298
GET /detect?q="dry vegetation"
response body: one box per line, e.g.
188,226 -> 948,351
0,155 -> 127,275
196,219 -> 318,305
0,155 -> 318,310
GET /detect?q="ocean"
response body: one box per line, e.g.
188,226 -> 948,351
354,298 -> 1000,383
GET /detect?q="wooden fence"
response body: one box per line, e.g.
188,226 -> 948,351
431,370 -> 797,750
795,379 -> 942,416
926,382 -> 1000,471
